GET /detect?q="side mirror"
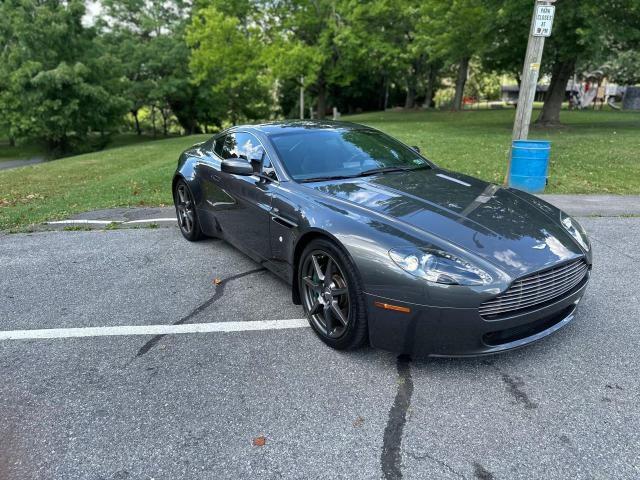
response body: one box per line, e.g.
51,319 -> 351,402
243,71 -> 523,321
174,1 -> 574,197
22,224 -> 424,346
221,159 -> 253,175
411,145 -> 421,153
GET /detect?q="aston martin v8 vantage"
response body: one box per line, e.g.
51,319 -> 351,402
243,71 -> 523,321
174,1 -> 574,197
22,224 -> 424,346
173,121 -> 591,356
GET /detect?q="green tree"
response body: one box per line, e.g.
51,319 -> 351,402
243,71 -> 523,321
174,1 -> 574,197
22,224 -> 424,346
97,29 -> 152,135
537,0 -> 640,124
481,0 -> 532,84
267,0 -> 362,118
187,5 -> 272,124
0,0 -> 127,154
348,0 -> 416,109
100,0 -> 213,134
421,0 -> 491,111
480,0 -> 640,125
605,50 -> 640,85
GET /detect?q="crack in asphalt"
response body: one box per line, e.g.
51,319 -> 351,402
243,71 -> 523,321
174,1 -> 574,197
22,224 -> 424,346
500,373 -> 538,410
381,355 -> 413,480
473,462 -> 495,480
406,450 -> 467,479
483,360 -> 538,411
134,267 -> 266,358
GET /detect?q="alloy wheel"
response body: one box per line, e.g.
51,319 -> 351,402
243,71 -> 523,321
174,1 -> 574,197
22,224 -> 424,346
301,250 -> 351,338
176,183 -> 195,235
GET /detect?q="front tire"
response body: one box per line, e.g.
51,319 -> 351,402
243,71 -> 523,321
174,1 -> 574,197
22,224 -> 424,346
299,239 -> 368,350
174,180 -> 204,241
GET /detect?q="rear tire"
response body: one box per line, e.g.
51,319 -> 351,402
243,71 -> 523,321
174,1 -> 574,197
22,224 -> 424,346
174,180 -> 204,241
298,238 -> 368,350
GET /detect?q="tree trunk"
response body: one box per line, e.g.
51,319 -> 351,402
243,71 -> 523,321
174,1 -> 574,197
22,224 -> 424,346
452,56 -> 470,111
379,74 -> 388,110
424,64 -> 438,109
384,77 -> 389,110
172,108 -> 199,134
404,63 -> 418,109
8,136 -> 15,147
47,135 -> 70,158
168,95 -> 201,135
536,59 -> 575,126
316,77 -> 327,119
132,110 -> 141,135
404,81 -> 416,109
151,105 -> 157,137
230,94 -> 238,125
161,108 -> 168,136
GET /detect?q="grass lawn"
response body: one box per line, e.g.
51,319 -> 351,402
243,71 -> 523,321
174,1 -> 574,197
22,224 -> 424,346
0,135 -> 208,231
1,108 -> 639,231
349,108 -> 640,194
0,133 -> 166,163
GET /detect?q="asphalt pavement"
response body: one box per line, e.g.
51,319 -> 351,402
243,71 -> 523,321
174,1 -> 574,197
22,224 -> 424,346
0,158 -> 44,171
0,216 -> 639,479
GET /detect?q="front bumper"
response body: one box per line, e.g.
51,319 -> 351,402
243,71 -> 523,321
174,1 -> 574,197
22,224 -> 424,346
366,273 -> 589,357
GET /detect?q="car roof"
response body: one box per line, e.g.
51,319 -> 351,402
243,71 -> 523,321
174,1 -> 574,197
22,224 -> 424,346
234,119 -> 372,136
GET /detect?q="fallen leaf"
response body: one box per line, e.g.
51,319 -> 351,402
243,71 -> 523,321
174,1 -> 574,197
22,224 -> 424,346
214,278 -> 222,285
252,436 -> 266,447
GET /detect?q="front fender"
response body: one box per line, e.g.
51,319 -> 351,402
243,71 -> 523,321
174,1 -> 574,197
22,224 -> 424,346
289,198 -> 434,306
289,191 -> 505,309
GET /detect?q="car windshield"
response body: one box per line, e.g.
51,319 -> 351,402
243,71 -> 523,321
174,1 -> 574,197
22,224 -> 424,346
269,129 -> 430,182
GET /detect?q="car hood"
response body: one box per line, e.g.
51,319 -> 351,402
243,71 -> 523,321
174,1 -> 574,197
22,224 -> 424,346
308,168 -> 584,278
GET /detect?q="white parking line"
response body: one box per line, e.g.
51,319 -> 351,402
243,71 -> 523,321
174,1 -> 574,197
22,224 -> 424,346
0,319 -> 309,341
46,218 -> 177,225
46,219 -> 114,225
124,218 -> 177,224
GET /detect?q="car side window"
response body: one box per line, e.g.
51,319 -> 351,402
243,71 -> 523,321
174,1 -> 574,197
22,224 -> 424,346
215,132 -> 276,179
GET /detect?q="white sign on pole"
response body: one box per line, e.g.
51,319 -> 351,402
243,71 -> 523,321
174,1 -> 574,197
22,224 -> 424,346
533,5 -> 555,37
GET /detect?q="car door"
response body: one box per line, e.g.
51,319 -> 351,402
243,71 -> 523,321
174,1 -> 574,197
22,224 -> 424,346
204,132 -> 274,260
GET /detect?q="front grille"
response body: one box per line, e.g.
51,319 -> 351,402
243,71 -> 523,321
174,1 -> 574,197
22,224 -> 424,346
479,258 -> 588,319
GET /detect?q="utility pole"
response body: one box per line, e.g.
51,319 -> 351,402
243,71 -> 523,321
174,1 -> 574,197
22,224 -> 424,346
300,76 -> 305,120
511,0 -> 556,141
506,0 -> 556,182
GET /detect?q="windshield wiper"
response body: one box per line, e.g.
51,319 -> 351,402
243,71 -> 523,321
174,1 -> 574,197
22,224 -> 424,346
299,174 -> 360,183
358,164 -> 430,177
299,164 -> 430,183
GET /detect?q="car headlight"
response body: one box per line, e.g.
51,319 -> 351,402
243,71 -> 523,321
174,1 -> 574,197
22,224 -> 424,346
560,212 -> 590,251
388,247 -> 493,286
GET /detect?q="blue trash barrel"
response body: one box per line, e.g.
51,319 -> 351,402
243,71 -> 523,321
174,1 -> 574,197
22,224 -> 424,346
508,140 -> 551,193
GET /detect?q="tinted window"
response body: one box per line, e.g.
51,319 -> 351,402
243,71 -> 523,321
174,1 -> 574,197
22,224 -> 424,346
214,132 -> 272,169
269,129 -> 428,181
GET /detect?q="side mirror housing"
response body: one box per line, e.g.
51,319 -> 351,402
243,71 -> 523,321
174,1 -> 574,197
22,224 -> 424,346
221,159 -> 253,175
411,145 -> 421,153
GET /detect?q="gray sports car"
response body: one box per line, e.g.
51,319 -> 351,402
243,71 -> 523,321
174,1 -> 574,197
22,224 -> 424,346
173,120 -> 592,357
